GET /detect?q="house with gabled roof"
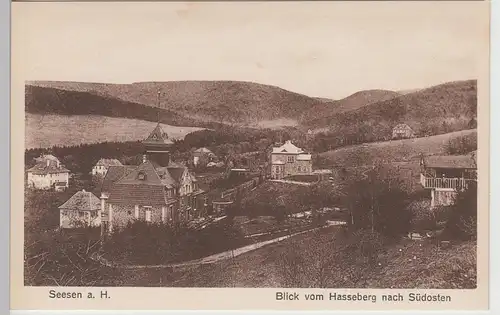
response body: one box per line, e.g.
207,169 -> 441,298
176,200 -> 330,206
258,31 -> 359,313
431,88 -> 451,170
100,123 -> 206,236
192,147 -> 216,167
92,158 -> 123,176
392,123 -> 416,140
34,154 -> 60,164
26,158 -> 70,190
270,140 -> 312,179
58,189 -> 101,228
420,152 -> 477,207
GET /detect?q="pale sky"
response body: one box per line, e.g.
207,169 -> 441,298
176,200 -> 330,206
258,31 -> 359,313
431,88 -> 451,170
13,2 -> 488,99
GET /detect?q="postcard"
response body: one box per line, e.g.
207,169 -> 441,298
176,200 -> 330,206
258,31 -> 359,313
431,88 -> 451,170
10,1 -> 490,311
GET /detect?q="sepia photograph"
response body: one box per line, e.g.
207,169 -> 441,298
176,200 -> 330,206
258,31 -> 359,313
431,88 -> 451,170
11,0 -> 490,311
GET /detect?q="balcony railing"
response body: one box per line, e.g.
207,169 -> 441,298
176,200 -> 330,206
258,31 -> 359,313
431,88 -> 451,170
420,174 -> 476,190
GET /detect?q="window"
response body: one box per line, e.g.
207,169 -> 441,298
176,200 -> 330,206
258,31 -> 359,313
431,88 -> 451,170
134,205 -> 139,219
169,205 -> 174,221
137,171 -> 146,180
145,209 -> 152,222
287,156 -> 294,163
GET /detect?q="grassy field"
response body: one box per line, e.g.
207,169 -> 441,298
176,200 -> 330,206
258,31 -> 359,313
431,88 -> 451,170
317,129 -> 477,168
110,226 -> 475,288
239,181 -> 312,216
25,113 -> 205,149
315,129 -> 476,192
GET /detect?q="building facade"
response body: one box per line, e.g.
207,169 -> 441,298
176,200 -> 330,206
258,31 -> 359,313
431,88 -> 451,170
26,158 -> 70,190
58,189 -> 101,228
100,123 -> 206,237
420,153 -> 477,208
270,140 -> 312,179
193,147 -> 215,167
92,158 -> 123,176
392,124 -> 415,140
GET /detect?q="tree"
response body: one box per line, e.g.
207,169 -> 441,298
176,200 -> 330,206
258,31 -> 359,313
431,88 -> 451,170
444,182 -> 477,240
341,166 -> 412,239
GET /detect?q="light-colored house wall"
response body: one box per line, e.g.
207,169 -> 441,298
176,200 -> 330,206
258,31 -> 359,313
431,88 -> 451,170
92,165 -> 108,176
392,127 -> 414,139
270,153 -> 312,179
60,209 -> 101,229
27,172 -> 69,190
431,188 -> 458,208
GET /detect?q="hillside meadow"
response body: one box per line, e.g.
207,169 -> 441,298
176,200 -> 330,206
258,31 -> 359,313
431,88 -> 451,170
109,226 -> 476,288
314,129 -> 477,192
315,129 -> 477,169
25,113 -> 205,149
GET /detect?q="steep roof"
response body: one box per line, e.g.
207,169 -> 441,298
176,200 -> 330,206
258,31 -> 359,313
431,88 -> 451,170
106,160 -> 199,205
143,123 -> 174,146
34,154 -> 60,163
59,190 -> 101,211
95,158 -> 123,167
424,155 -> 477,169
155,167 -> 177,188
116,161 -> 163,185
108,183 -> 170,206
393,123 -> 414,131
101,165 -> 136,194
166,166 -> 185,183
27,160 -> 70,175
272,140 -> 305,154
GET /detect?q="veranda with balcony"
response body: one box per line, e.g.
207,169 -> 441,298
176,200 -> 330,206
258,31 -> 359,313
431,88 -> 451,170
420,154 -> 477,191
420,173 -> 476,190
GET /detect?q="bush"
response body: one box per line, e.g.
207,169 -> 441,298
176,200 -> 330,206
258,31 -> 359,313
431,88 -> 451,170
408,199 -> 436,232
444,182 -> 477,240
342,168 -> 412,239
24,228 -> 120,286
103,220 -> 248,265
342,229 -> 385,265
445,134 -> 477,155
277,242 -> 307,287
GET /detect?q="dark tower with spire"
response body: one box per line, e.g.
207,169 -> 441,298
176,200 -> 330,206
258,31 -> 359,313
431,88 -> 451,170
142,90 -> 173,167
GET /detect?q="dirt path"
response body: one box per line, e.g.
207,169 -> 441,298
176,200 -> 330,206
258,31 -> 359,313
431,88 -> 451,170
92,224 -> 333,270
269,179 -> 314,186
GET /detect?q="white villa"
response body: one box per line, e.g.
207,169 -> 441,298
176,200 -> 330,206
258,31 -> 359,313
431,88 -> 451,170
92,158 -> 123,176
26,158 -> 70,190
270,140 -> 312,180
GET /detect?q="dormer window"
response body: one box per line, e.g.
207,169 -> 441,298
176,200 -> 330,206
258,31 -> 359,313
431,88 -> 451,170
137,171 -> 146,180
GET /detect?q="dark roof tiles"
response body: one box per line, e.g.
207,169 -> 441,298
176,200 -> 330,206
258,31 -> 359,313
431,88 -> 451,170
425,155 -> 477,169
27,160 -> 70,175
59,190 -> 101,211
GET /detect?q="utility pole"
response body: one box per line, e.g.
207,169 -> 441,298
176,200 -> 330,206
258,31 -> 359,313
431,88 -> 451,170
157,90 -> 161,123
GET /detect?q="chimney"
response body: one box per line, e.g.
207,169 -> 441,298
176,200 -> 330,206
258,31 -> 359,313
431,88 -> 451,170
56,161 -> 60,168
82,189 -> 86,193
143,154 -> 147,163
46,160 -> 50,167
